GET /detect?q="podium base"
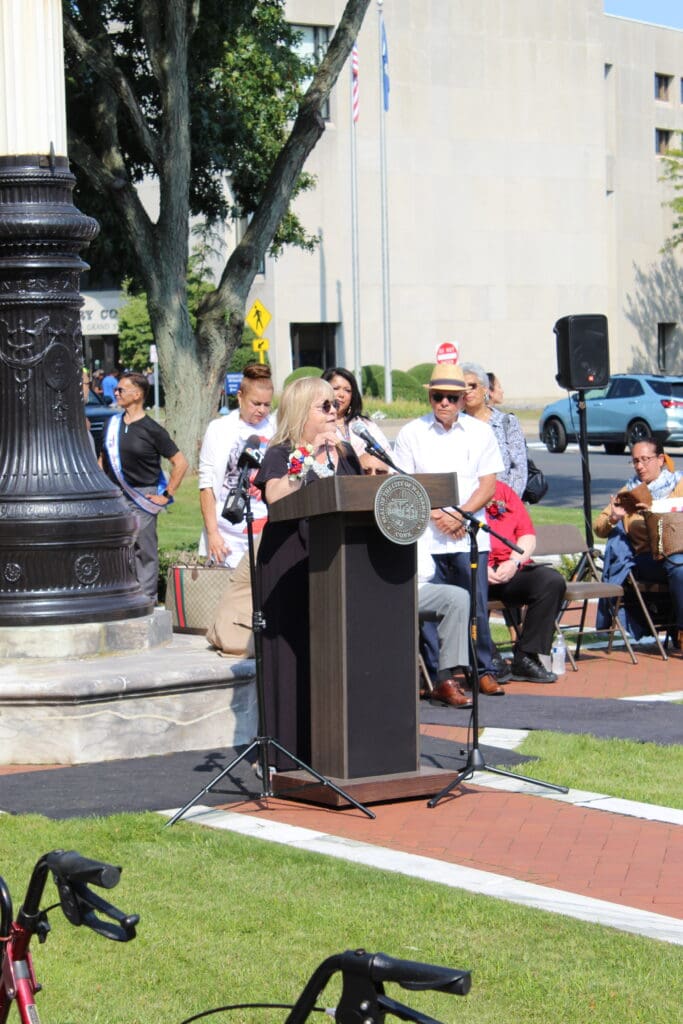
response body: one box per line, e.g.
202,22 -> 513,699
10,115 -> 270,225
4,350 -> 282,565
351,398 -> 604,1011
271,766 -> 460,808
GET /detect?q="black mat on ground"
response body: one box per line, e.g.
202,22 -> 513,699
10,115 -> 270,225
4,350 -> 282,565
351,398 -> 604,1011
0,736 -> 533,820
420,694 -> 683,745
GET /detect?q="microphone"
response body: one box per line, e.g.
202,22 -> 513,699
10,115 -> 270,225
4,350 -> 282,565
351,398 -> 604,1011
350,421 -> 398,470
222,435 -> 263,524
237,434 -> 264,469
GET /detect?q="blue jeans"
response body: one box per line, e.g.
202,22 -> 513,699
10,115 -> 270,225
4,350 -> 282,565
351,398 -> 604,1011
421,552 -> 494,679
634,551 -> 683,629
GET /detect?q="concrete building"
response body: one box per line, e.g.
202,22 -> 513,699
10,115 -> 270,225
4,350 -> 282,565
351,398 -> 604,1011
243,0 -> 683,401
81,0 -> 683,403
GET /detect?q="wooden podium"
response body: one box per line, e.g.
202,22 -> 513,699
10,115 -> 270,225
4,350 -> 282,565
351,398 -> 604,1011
267,472 -> 460,806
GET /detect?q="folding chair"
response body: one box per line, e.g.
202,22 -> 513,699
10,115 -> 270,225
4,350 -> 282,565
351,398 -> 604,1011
531,524 -> 638,671
621,573 -> 674,661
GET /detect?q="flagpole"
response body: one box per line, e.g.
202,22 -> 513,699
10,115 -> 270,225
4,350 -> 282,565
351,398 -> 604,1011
350,44 -> 362,392
378,0 -> 392,402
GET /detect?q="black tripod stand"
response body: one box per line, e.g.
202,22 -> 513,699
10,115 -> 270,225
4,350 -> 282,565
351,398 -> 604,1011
165,479 -> 375,827
428,510 -> 568,808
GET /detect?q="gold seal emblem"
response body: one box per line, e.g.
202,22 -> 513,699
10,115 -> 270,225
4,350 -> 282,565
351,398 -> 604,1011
374,475 -> 431,545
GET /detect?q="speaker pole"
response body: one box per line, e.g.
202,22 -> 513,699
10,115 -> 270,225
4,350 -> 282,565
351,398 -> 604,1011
576,389 -> 594,550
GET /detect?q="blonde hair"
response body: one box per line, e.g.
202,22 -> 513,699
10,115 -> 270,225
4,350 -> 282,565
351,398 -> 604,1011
270,376 -> 334,448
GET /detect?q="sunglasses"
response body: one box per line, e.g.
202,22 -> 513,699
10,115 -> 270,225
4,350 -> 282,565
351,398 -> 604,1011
429,391 -> 463,404
316,399 -> 338,413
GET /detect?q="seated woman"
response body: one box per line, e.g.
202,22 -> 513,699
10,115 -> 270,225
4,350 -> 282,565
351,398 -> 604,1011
594,439 -> 683,650
322,366 -> 391,459
254,376 -> 362,771
485,481 -> 566,682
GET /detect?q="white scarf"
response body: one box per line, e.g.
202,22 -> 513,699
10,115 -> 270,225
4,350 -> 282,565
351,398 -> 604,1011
105,415 -> 168,516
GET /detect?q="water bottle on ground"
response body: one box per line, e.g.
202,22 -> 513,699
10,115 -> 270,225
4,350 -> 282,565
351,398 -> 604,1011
551,633 -> 567,676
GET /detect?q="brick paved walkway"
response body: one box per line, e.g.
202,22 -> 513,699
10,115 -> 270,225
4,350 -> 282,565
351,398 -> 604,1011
211,645 -> 683,931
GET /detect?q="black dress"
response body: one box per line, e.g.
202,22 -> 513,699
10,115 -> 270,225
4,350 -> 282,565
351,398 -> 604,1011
254,442 -> 361,770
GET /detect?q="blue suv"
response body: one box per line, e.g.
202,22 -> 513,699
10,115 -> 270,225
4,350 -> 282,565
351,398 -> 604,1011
539,373 -> 683,454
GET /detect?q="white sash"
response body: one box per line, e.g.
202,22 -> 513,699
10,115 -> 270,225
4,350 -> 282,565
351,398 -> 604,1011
105,415 -> 168,516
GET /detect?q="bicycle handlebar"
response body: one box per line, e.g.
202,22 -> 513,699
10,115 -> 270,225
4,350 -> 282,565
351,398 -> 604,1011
286,949 -> 471,1024
17,850 -> 138,943
46,850 -> 121,890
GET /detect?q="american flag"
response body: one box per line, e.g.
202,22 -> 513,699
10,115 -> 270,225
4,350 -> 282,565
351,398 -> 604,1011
351,42 -> 359,123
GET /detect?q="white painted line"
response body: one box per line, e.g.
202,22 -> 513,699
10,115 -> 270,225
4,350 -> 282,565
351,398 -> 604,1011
159,806 -> 683,947
621,691 -> 683,702
478,729 -> 683,825
470,773 -> 683,825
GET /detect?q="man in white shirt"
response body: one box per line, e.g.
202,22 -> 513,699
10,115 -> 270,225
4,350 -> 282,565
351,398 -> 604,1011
393,362 -> 505,697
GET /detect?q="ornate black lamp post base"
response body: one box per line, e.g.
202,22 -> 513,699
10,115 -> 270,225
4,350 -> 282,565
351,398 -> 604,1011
0,154 -> 152,625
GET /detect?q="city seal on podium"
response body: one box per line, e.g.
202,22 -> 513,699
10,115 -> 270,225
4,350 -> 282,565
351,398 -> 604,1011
374,475 -> 431,545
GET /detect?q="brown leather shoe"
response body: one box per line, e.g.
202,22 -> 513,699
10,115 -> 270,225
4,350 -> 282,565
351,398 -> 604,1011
477,672 -> 505,696
431,679 -> 473,708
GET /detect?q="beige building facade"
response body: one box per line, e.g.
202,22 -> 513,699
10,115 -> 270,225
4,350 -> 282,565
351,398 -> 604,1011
244,0 -> 683,402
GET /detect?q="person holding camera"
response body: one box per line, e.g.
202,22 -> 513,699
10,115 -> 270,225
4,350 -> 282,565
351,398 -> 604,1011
198,364 -> 275,567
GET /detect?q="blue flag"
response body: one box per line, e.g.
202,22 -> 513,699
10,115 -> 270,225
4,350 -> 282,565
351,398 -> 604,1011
381,19 -> 390,112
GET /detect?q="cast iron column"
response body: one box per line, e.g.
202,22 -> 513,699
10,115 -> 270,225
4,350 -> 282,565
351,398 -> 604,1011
0,154 -> 152,624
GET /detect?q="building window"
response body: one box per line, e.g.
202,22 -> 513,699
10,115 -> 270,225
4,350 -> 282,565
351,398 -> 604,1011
291,24 -> 332,120
290,322 -> 337,369
657,323 -> 676,372
655,128 -> 672,154
655,73 -> 672,101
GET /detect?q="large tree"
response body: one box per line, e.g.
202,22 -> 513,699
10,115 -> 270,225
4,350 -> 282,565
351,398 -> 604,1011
63,0 -> 370,464
660,149 -> 683,253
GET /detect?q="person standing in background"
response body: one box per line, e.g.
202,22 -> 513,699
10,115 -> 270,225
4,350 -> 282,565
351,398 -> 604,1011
101,371 -> 188,601
198,364 -> 276,567
461,362 -> 528,499
393,363 -> 506,696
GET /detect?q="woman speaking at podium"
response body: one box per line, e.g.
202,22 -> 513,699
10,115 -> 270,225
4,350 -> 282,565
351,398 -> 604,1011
255,377 -> 362,771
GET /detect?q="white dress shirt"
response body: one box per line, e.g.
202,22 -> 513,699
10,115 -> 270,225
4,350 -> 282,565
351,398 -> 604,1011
393,411 -> 503,554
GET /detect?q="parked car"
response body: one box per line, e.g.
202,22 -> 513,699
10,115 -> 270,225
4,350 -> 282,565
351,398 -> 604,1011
539,373 -> 683,454
85,389 -> 119,454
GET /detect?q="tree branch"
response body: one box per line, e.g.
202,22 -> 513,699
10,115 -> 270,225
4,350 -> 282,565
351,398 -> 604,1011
63,12 -> 161,169
209,0 -> 371,313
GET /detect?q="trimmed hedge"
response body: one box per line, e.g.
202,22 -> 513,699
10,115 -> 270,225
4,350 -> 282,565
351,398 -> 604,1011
283,365 -> 323,387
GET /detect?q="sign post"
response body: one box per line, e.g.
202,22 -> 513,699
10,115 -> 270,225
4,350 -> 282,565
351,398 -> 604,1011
246,301 -> 272,365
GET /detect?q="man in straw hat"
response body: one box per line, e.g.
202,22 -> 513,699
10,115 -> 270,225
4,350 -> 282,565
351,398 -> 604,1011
393,362 -> 506,704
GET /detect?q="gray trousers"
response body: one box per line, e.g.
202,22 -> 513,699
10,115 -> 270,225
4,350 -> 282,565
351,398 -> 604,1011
418,582 -> 470,679
127,491 -> 161,602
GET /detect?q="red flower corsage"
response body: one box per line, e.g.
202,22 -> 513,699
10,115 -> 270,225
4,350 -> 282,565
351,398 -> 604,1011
486,499 -> 507,519
288,444 -> 315,480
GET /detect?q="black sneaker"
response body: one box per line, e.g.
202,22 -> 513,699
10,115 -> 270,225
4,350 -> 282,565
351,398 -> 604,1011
491,653 -> 512,683
510,652 -> 557,683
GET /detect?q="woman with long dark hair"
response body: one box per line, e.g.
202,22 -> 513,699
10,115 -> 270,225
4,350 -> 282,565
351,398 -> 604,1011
321,366 -> 390,458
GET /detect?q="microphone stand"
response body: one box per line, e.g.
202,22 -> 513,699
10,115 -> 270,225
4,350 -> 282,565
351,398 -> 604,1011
357,439 -> 567,807
166,474 -> 375,827
428,508 -> 568,807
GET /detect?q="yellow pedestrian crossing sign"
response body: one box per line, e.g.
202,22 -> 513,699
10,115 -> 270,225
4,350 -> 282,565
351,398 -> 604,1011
246,300 -> 271,337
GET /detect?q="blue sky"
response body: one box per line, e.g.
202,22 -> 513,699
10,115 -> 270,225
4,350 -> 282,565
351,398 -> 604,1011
603,1 -> 683,30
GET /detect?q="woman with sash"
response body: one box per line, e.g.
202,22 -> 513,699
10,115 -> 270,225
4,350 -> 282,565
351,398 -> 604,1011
102,371 -> 188,602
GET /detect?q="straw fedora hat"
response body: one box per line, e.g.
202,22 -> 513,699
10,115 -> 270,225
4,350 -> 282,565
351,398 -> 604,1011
423,363 -> 467,392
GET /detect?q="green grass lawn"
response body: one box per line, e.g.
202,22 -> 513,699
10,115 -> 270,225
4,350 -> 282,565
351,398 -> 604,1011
0,814 -> 680,1024
498,732 -> 683,809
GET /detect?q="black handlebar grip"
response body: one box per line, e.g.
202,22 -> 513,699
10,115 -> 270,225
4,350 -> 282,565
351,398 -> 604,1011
369,952 -> 472,996
46,851 -> 121,890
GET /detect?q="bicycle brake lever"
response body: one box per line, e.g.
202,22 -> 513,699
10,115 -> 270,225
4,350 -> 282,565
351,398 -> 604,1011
58,880 -> 138,941
376,994 -> 446,1024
